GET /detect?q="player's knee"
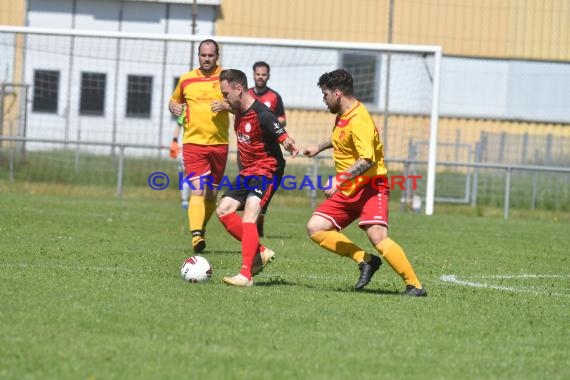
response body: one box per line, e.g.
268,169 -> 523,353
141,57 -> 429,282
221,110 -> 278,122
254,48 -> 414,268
307,215 -> 334,237
216,205 -> 230,218
364,224 -> 388,245
306,218 -> 321,237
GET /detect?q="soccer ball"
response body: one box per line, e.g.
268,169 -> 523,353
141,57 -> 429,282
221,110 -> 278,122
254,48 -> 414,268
180,255 -> 212,283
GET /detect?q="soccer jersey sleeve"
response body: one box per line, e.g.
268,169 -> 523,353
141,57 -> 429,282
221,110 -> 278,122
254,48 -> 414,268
274,93 -> 286,119
171,78 -> 183,103
259,109 -> 288,143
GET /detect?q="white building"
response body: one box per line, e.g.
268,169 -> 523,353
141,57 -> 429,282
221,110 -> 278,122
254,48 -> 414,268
24,0 -> 221,152
14,0 -> 570,157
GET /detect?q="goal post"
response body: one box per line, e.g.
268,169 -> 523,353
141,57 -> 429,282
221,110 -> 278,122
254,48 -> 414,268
0,25 -> 441,214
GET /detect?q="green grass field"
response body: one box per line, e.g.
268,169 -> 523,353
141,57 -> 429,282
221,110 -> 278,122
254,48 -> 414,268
1,192 -> 569,380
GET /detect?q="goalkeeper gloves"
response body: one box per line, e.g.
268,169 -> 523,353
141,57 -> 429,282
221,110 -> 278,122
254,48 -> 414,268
177,104 -> 187,126
169,138 -> 180,159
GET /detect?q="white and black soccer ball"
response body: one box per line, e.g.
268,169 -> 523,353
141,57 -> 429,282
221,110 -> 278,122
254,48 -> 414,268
180,255 -> 212,283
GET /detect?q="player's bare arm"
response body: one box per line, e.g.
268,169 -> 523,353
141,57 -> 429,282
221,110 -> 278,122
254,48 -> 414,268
169,100 -> 184,117
343,158 -> 374,180
282,136 -> 299,158
323,158 -> 373,198
211,100 -> 232,113
303,140 -> 333,157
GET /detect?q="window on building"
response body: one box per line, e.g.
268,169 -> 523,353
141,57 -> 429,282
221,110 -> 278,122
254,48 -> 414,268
126,75 -> 152,118
33,70 -> 60,113
341,53 -> 378,103
80,72 -> 106,115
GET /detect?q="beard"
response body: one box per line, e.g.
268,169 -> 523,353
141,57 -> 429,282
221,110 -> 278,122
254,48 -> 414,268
327,102 -> 340,114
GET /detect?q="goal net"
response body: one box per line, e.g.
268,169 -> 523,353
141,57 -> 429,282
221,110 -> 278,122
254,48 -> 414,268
0,26 -> 441,212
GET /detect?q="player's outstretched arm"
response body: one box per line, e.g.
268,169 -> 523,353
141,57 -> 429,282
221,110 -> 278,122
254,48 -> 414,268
282,136 -> 299,158
303,140 -> 333,157
211,100 -> 232,113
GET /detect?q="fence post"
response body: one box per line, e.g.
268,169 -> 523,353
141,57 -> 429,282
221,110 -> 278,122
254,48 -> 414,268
0,84 -> 4,164
116,145 -> 125,198
308,157 -> 319,208
9,138 -> 15,182
455,128 -> 461,162
545,134 -> 552,164
401,159 -> 411,212
498,132 -> 506,163
504,167 -> 511,219
471,141 -> 482,206
463,145 -> 472,204
531,172 -> 538,209
401,139 -> 415,211
74,119 -> 82,173
522,132 -> 528,163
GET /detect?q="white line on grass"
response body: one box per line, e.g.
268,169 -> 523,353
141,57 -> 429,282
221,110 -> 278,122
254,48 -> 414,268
440,274 -> 569,297
475,274 -> 570,279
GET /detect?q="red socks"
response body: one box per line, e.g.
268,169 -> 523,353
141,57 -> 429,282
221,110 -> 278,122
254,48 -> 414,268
240,223 -> 259,279
219,212 -> 243,241
219,213 -> 266,280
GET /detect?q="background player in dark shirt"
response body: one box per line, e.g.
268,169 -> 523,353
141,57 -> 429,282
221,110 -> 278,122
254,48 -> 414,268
217,69 -> 299,287
249,61 -> 286,127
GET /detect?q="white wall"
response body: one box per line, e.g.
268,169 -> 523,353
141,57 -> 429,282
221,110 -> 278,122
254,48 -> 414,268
25,0 -> 218,154
440,57 -> 570,123
21,0 -> 570,155
0,33 -> 16,82
506,61 -> 570,123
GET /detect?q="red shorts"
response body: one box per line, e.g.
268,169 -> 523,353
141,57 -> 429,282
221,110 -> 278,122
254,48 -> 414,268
313,179 -> 390,230
182,143 -> 228,186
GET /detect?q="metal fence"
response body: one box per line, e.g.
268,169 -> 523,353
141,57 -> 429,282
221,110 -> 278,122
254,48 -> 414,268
2,136 -> 569,219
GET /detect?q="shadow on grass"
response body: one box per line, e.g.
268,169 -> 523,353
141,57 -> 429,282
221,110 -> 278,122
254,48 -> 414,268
254,276 -> 296,287
254,275 -> 402,296
344,287 -> 401,296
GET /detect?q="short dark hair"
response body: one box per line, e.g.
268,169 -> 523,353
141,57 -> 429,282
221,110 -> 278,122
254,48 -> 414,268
220,69 -> 248,89
252,61 -> 270,72
198,39 -> 219,55
317,69 -> 354,96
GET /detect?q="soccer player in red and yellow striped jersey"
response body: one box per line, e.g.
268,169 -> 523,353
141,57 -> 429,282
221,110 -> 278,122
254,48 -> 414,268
303,69 -> 426,296
169,39 -> 231,253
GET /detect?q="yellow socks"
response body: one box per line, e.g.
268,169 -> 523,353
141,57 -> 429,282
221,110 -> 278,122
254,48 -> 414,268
376,238 -> 421,288
203,198 -> 217,229
188,195 -> 206,235
310,230 -> 371,263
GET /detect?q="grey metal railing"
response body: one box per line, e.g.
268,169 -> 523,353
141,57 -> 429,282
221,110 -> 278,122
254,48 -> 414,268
391,158 -> 570,219
2,136 -> 569,219
0,136 -> 166,198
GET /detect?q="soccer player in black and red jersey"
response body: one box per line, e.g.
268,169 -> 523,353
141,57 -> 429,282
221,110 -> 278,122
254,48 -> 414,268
246,61 -> 287,237
217,69 -> 299,287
